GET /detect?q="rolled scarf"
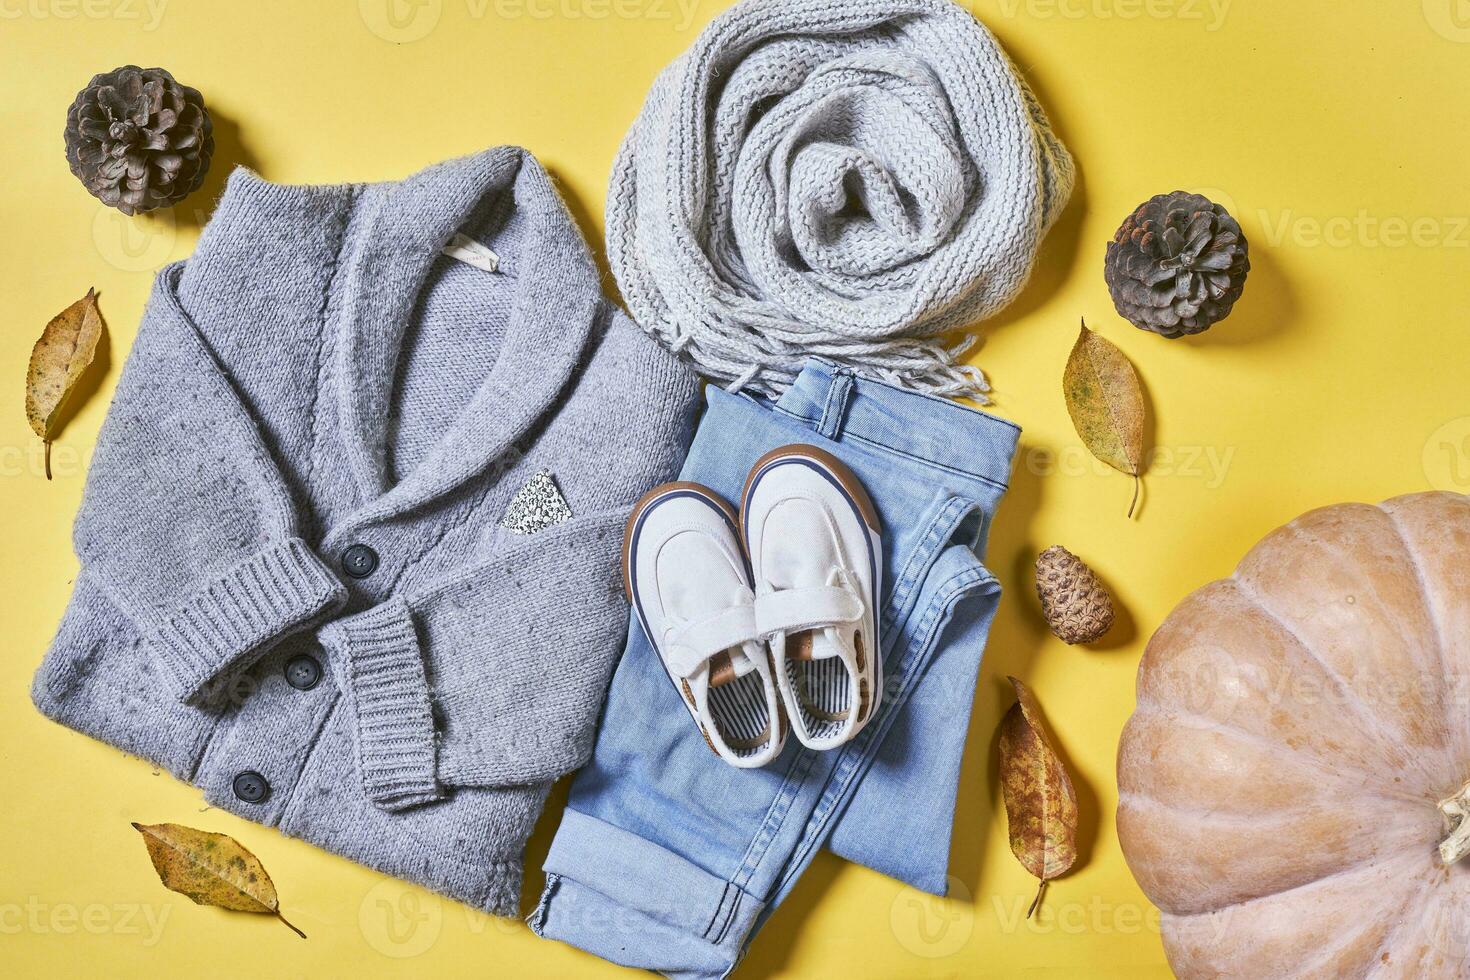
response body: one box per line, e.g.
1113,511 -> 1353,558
606,0 -> 1076,401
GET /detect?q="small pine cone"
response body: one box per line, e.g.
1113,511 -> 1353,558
1035,545 -> 1115,645
64,65 -> 214,215
1104,191 -> 1250,338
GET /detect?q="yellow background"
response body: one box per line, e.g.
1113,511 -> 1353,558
4,0 -> 1469,976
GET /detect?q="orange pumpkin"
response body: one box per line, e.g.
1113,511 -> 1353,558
1118,491 -> 1470,977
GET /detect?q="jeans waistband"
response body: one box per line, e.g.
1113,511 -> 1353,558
769,359 -> 1021,490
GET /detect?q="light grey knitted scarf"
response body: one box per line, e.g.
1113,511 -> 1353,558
608,0 -> 1076,401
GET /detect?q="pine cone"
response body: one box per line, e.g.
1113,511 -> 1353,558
1035,545 -> 1114,645
1104,191 -> 1249,338
64,65 -> 213,215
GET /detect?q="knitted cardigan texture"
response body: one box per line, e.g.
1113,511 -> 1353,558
607,0 -> 1075,400
32,146 -> 698,915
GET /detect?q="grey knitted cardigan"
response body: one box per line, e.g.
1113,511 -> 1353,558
32,146 -> 698,915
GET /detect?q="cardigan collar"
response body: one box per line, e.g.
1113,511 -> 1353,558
217,148 -> 602,525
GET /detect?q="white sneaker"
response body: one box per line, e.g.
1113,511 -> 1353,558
741,445 -> 882,751
624,482 -> 786,768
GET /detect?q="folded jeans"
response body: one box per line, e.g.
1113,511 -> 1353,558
531,360 -> 1019,978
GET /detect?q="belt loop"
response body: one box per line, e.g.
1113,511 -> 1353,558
816,369 -> 856,440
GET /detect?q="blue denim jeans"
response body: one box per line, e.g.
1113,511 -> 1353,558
531,360 -> 1019,977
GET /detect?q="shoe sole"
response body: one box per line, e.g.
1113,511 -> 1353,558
739,444 -> 884,742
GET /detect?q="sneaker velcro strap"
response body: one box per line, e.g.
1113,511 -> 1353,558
755,587 -> 862,638
665,604 -> 759,679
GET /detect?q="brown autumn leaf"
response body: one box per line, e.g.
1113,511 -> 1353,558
131,822 -> 306,938
26,288 -> 105,480
998,676 -> 1078,918
1063,318 -> 1145,517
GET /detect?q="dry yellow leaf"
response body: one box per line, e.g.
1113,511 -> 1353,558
131,822 -> 306,938
998,676 -> 1078,918
1062,319 -> 1145,517
25,288 -> 105,480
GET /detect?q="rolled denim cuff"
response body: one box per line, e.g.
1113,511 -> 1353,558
147,537 -> 347,702
320,599 -> 444,811
530,808 -> 764,980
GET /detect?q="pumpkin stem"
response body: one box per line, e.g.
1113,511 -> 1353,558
1437,780 -> 1470,865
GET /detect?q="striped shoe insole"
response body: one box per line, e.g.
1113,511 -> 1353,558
785,631 -> 853,741
707,669 -> 773,756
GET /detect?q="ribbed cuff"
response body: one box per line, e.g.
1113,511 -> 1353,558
482,858 -> 527,918
147,537 -> 347,703
321,599 -> 443,812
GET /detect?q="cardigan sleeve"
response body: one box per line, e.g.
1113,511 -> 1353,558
72,273 -> 346,703
319,509 -> 631,809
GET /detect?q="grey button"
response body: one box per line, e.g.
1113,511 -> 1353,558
232,770 -> 270,804
285,654 -> 322,691
341,543 -> 379,579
